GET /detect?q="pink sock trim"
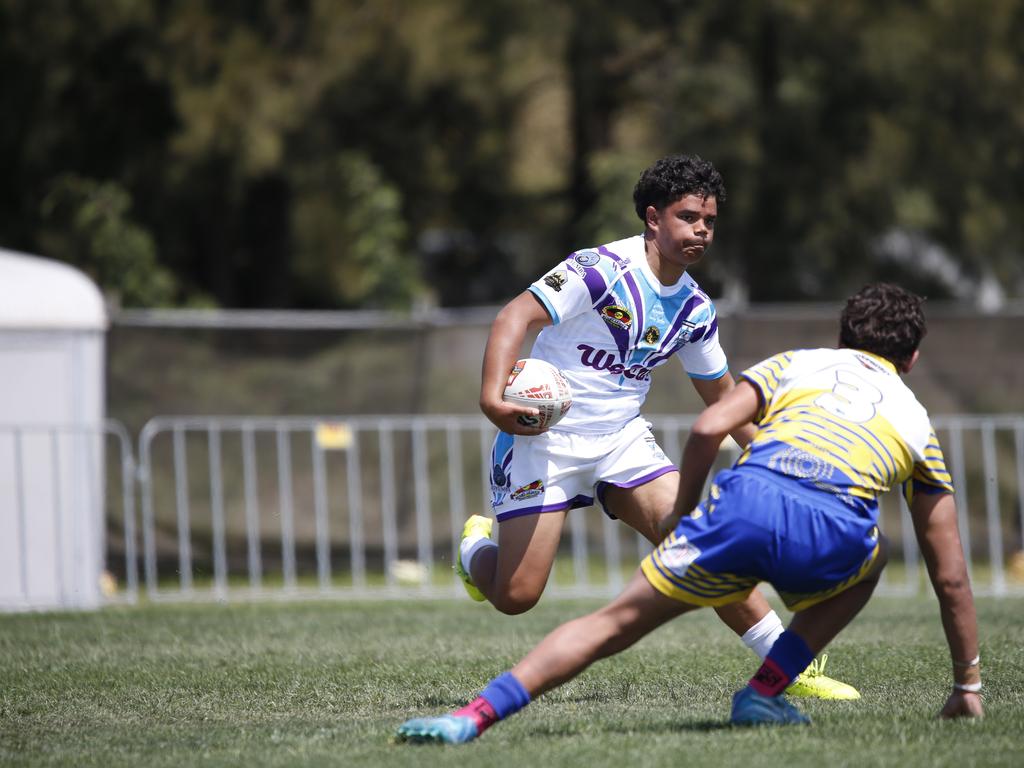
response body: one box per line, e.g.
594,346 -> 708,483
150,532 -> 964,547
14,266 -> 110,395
453,697 -> 499,734
749,657 -> 791,696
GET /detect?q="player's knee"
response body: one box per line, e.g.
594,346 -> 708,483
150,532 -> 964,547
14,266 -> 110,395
490,583 -> 544,615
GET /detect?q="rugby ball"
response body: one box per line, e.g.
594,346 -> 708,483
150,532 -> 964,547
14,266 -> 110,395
502,358 -> 573,429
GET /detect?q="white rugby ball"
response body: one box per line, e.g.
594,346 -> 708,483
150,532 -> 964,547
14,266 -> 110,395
502,358 -> 573,429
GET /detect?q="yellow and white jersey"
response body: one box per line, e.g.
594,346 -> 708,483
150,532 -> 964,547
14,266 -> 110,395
738,348 -> 953,517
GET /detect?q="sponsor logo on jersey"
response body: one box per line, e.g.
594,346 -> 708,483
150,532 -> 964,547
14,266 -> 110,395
511,479 -> 544,500
567,259 -> 587,278
643,325 -> 661,344
600,305 -> 632,330
576,344 -> 651,380
573,250 -> 601,267
544,271 -> 568,292
854,352 -> 888,373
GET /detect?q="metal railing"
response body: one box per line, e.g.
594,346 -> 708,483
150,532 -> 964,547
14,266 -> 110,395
131,414 -> 1024,603
3,414 -> 1023,608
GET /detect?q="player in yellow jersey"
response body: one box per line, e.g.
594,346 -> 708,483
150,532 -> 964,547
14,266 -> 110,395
397,283 -> 981,742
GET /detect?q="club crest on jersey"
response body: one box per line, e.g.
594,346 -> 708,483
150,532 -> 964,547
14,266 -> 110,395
573,250 -> 600,267
511,479 -> 544,500
600,305 -> 632,330
544,271 -> 568,292
643,326 -> 661,344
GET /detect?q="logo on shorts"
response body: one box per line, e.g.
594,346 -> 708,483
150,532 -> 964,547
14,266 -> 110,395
643,326 -> 661,344
492,464 -> 508,489
600,305 -> 632,330
659,537 -> 701,573
544,271 -> 568,292
643,433 -> 668,462
511,479 -> 544,500
573,250 -> 601,267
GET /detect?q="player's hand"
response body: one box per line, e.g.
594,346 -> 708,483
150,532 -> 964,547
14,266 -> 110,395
481,398 -> 546,436
939,690 -> 984,719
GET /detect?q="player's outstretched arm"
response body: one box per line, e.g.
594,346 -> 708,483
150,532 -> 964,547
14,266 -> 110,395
480,292 -> 553,435
690,373 -> 758,449
910,491 -> 984,719
675,380 -> 760,521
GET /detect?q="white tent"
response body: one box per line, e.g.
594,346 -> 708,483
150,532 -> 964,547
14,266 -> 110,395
0,248 -> 108,610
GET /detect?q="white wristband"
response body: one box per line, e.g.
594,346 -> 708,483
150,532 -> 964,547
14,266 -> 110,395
953,681 -> 982,693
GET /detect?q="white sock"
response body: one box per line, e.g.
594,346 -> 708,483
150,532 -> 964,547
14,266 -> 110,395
460,535 -> 497,576
741,609 -> 784,660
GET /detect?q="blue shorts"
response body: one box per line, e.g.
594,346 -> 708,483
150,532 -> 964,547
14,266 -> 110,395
640,467 -> 881,611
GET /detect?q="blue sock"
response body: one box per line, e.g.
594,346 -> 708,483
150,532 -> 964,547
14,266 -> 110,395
479,672 -> 532,719
750,630 -> 815,696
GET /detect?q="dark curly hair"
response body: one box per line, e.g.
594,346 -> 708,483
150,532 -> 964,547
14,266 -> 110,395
839,283 -> 927,367
633,154 -> 726,220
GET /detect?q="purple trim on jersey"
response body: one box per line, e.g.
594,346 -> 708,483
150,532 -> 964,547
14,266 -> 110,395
597,245 -> 626,264
595,465 -> 677,518
494,494 -> 594,522
619,268 -> 646,348
590,246 -> 638,358
594,292 -> 632,360
581,266 -> 608,304
689,316 -> 717,344
644,294 -> 710,367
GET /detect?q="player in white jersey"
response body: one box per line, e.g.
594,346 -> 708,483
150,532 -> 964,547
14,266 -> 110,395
456,155 -> 856,699
397,283 -> 981,743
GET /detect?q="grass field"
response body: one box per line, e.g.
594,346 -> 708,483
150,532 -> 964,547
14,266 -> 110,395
2,596 -> 1022,767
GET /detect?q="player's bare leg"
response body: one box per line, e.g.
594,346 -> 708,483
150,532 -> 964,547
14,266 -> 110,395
512,567 -> 697,696
467,511 -> 568,615
731,537 -> 890,725
603,472 -> 776,635
605,471 -> 860,699
397,568 -> 698,744
788,535 -> 890,652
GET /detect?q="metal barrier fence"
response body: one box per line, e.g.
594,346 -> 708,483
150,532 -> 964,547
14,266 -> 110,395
132,414 -> 1024,603
3,415 -> 1023,608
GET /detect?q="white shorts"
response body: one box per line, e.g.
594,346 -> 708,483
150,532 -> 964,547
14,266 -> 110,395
489,415 -> 676,522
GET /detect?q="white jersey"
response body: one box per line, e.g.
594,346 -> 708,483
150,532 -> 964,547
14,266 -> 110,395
527,235 -> 728,435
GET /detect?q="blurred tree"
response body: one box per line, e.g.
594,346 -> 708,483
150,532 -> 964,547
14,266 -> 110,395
291,151 -> 415,308
0,0 -> 1021,308
38,175 -> 180,307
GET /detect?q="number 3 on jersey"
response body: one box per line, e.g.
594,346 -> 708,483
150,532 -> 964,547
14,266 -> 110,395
814,368 -> 882,423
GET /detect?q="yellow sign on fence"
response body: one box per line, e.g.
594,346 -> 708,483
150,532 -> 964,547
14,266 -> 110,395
315,422 -> 353,450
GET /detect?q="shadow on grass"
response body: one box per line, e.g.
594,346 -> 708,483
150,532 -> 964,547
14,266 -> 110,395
524,717 -> 734,739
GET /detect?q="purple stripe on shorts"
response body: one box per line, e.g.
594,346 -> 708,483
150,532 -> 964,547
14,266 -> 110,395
494,494 -> 593,522
596,465 -> 677,519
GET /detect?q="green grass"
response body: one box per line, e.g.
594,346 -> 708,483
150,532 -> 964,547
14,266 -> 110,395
1,597 -> 1022,767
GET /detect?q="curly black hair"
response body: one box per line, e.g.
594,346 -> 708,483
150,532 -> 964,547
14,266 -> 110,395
839,283 -> 927,366
633,154 -> 726,220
